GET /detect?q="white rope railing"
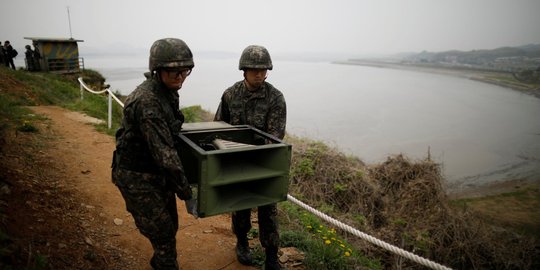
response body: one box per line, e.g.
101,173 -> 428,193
78,77 -> 124,129
287,194 -> 453,270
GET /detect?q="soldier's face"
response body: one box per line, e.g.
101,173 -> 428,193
160,68 -> 191,90
244,69 -> 267,90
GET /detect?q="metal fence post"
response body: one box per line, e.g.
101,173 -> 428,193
78,77 -> 124,130
108,91 -> 112,129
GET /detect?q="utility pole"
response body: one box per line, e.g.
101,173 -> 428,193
67,6 -> 73,39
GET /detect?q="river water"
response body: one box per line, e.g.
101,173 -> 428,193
85,55 -> 540,192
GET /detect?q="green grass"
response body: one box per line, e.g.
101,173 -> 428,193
0,95 -> 29,132
277,201 -> 383,269
181,105 -> 211,122
10,71 -> 80,105
66,92 -> 124,136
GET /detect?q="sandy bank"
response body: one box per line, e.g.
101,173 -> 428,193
335,60 -> 540,99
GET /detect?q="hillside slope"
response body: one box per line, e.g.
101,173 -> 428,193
0,105 -> 257,269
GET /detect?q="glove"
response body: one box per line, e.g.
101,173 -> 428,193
185,198 -> 198,218
176,184 -> 192,200
174,174 -> 192,201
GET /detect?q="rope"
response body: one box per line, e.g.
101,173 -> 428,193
77,77 -> 108,94
286,194 -> 453,270
78,77 -> 124,107
110,92 -> 125,108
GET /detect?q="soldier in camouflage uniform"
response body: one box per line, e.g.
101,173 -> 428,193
112,38 -> 194,270
25,45 -> 35,71
214,45 -> 286,270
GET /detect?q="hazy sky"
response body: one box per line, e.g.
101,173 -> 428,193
2,0 -> 540,58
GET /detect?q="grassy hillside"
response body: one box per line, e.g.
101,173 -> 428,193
1,66 -> 538,269
0,67 -> 212,137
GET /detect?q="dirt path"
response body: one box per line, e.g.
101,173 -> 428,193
2,105 -> 258,269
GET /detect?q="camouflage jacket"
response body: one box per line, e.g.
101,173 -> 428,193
214,81 -> 286,139
113,76 -> 188,188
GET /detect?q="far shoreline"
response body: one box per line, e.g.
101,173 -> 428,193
334,59 -> 540,99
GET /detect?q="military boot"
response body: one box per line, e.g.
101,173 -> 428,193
263,247 -> 282,270
235,237 -> 253,265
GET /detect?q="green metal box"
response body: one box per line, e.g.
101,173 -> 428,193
177,122 -> 291,218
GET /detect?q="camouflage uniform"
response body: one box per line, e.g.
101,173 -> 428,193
4,41 -> 15,69
215,80 -> 286,140
214,45 -> 286,269
33,43 -> 41,71
112,38 -> 193,270
25,45 -> 35,71
0,42 -> 4,66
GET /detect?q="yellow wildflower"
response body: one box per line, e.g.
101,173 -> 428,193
325,240 -> 331,245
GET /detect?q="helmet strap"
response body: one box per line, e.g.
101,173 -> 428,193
154,69 -> 176,90
155,70 -> 165,84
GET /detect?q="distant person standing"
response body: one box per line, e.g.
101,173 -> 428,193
25,45 -> 35,71
4,40 -> 16,69
214,45 -> 287,270
0,41 -> 5,66
32,42 -> 41,71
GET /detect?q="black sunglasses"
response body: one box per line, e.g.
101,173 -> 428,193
164,68 -> 192,78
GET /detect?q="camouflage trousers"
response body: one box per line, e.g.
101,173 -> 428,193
232,203 -> 280,249
112,168 -> 179,270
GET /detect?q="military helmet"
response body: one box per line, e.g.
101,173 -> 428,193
149,38 -> 194,72
239,45 -> 273,70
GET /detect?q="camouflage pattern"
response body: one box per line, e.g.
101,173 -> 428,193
112,168 -> 179,270
3,41 -> 16,70
33,44 -> 42,71
0,42 -> 4,65
25,46 -> 36,71
232,204 -> 280,249
112,74 -> 192,270
149,38 -> 194,72
214,72 -> 286,252
214,81 -> 286,140
238,45 -> 273,70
